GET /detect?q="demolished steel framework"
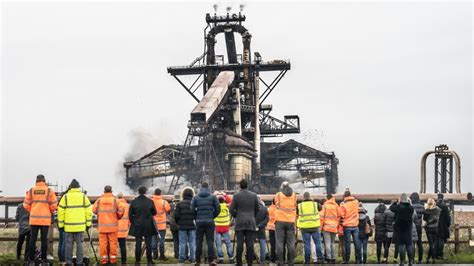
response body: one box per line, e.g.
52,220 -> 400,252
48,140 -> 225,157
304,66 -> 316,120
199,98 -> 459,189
124,12 -> 339,194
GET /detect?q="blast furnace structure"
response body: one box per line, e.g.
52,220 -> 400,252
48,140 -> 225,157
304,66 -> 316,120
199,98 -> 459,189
124,12 -> 339,194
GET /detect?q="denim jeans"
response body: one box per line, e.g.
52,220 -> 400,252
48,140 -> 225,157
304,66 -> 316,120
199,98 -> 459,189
360,237 -> 368,263
259,238 -> 267,263
215,231 -> 233,260
65,232 -> 84,265
179,229 -> 196,262
343,226 -> 361,263
152,230 -> 166,258
302,229 -> 324,262
322,231 -> 336,260
58,229 -> 66,262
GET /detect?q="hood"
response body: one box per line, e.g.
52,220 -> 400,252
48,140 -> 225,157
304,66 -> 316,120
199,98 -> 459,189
198,188 -> 211,197
180,187 -> 195,200
375,203 -> 387,214
424,206 -> 439,214
359,212 -> 367,220
409,192 -> 420,203
281,186 -> 293,197
153,195 -> 163,200
344,196 -> 356,202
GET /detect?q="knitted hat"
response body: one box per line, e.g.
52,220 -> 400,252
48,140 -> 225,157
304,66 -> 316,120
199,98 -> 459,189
69,179 -> 80,188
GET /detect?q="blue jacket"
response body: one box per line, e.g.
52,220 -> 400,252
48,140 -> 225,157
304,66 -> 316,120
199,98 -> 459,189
191,188 -> 220,226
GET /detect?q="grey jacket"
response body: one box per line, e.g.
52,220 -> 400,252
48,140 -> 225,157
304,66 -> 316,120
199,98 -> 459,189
229,189 -> 260,231
16,203 -> 30,235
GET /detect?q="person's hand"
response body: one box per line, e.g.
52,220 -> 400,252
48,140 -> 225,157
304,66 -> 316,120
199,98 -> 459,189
86,225 -> 90,231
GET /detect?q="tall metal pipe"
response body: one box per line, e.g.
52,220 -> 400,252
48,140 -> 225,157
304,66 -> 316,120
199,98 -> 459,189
254,72 -> 261,177
233,86 -> 242,135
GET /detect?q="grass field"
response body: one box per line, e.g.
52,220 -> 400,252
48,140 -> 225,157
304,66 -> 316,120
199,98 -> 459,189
1,228 -> 473,264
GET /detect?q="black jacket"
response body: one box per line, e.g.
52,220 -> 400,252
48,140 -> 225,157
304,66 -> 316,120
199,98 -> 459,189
390,202 -> 414,245
423,206 -> 441,234
383,208 -> 395,233
358,212 -> 372,240
191,188 -> 220,226
373,203 -> 386,242
229,189 -> 260,231
437,200 -> 451,239
175,188 -> 196,230
409,193 -> 424,228
129,195 -> 158,237
168,201 -> 178,231
255,202 -> 268,230
16,204 -> 30,235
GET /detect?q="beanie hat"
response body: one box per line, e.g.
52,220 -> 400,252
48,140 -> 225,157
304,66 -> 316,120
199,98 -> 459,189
69,179 -> 80,188
437,193 -> 444,200
343,189 -> 351,198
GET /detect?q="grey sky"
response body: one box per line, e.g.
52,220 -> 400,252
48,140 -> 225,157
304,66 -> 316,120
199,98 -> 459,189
1,1 -> 472,196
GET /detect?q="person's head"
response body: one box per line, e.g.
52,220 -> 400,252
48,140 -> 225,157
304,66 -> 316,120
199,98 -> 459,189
201,182 -> 209,189
437,193 -> 444,201
399,193 -> 409,203
375,202 -> 387,214
69,179 -> 80,189
409,192 -> 420,203
117,192 -> 123,199
326,193 -> 333,200
239,179 -> 248,189
280,181 -> 289,190
218,195 -> 225,203
154,188 -> 162,196
138,186 -> 147,195
358,202 -> 366,213
36,174 -> 45,183
104,185 -> 112,193
303,192 -> 311,200
343,189 -> 351,199
426,198 -> 436,209
181,187 -> 195,199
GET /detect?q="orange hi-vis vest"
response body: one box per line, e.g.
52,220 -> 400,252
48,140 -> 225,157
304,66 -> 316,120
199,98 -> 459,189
153,195 -> 170,231
320,197 -> 340,233
274,191 -> 297,223
117,199 -> 130,238
23,182 -> 58,226
340,196 -> 359,227
93,192 -> 124,233
266,204 -> 276,231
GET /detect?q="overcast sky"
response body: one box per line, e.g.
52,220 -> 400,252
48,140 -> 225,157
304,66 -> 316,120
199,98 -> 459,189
1,1 -> 472,196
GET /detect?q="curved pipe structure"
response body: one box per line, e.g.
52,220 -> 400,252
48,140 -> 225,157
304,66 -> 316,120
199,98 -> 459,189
420,149 -> 461,193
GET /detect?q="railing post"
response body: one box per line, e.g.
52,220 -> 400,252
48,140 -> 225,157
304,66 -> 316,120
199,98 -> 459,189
4,204 -> 9,226
454,224 -> 460,253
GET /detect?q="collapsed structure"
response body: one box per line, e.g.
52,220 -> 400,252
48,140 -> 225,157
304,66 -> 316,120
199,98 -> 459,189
123,12 -> 339,194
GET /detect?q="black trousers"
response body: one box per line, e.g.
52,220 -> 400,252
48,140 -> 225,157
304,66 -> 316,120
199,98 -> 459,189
196,224 -> 215,263
383,237 -> 399,260
398,243 -> 413,264
172,230 -> 180,258
29,225 -> 49,261
135,235 -> 153,262
118,238 -> 127,263
375,241 -> 384,262
269,230 -> 276,262
17,230 -> 30,260
235,230 -> 255,265
414,226 -> 423,262
435,237 -> 446,258
426,232 -> 436,261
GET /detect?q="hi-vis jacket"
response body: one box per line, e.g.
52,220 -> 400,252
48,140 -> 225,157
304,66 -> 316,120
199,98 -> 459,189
297,200 -> 321,229
266,204 -> 276,231
320,197 -> 340,233
93,192 -> 124,233
274,191 -> 297,223
340,196 -> 360,227
117,198 -> 130,238
214,202 -> 231,226
152,195 -> 170,231
23,182 -> 58,226
58,188 -> 92,232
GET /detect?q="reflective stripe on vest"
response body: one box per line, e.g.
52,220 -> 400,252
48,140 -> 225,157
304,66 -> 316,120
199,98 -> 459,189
214,203 -> 230,226
276,192 -> 296,212
297,201 -> 320,229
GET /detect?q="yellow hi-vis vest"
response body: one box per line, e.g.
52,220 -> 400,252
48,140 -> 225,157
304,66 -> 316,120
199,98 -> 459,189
214,203 -> 230,226
297,201 -> 321,229
57,188 -> 93,233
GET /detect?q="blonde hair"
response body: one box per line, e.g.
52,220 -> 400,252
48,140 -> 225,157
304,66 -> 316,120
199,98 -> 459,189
425,198 -> 436,209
